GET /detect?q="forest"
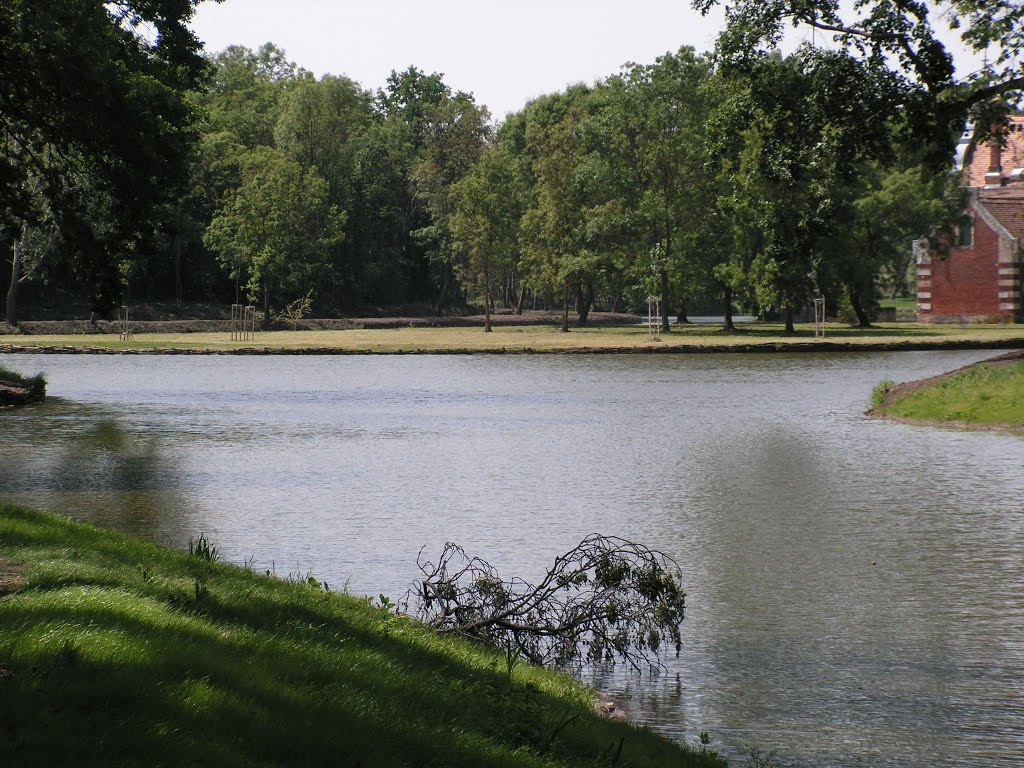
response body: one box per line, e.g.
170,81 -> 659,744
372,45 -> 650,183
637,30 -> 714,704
2,0 -> 1022,332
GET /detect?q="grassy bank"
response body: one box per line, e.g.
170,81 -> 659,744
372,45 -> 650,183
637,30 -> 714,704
2,321 -> 1024,354
0,365 -> 45,407
870,351 -> 1024,432
0,504 -> 724,767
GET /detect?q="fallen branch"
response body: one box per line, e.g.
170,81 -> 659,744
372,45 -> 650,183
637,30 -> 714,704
411,534 -> 686,672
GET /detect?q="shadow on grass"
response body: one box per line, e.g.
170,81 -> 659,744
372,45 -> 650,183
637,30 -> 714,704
0,505 -> 722,768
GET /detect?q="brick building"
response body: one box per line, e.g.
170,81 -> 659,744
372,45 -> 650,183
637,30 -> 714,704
917,117 -> 1024,323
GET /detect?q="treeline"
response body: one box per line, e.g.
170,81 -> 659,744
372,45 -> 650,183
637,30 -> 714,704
3,40 -> 957,328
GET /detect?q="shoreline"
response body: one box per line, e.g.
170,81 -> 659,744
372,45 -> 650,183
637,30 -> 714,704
3,337 -> 1024,356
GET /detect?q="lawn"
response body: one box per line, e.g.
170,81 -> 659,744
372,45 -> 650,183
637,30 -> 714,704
0,504 -> 725,767
2,321 -> 1023,354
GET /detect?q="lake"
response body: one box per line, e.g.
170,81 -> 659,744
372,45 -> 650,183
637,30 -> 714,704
1,349 -> 1022,767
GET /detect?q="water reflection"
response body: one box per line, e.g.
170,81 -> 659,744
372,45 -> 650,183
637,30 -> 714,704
0,399 -> 191,542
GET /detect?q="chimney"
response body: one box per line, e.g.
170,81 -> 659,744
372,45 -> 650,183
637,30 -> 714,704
984,124 -> 1005,187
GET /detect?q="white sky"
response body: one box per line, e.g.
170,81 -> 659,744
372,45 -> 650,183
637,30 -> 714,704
189,0 -> 985,122
189,0 -> 725,119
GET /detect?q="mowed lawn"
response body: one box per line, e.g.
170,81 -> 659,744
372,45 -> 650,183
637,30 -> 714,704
3,322 -> 1024,353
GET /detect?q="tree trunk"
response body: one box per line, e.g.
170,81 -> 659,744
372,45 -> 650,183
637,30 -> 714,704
659,269 -> 670,333
848,284 -> 873,328
484,277 -> 493,332
515,285 -> 527,315
433,266 -> 450,316
6,223 -> 27,327
173,238 -> 184,306
784,305 -> 795,334
263,281 -> 271,324
723,285 -> 735,332
577,282 -> 593,326
677,300 -> 690,324
561,281 -> 570,333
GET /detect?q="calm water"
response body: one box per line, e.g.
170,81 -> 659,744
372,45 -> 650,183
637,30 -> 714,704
1,350 -> 1022,767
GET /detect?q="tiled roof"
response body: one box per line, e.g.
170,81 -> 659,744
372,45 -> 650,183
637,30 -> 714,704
964,116 -> 1024,187
979,187 -> 1024,240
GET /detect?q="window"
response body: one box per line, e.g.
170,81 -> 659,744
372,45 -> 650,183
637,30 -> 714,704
956,215 -> 974,248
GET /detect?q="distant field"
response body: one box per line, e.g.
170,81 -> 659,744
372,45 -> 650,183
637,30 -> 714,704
2,322 -> 1023,354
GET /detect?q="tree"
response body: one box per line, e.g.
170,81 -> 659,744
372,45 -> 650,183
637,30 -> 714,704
450,145 -> 527,331
203,43 -> 309,150
0,0 -> 214,314
412,94 -> 492,314
722,49 -> 904,331
693,0 -> 1024,165
521,86 -> 602,331
412,535 -> 687,672
203,148 -> 344,320
825,163 -> 953,325
612,49 -> 714,331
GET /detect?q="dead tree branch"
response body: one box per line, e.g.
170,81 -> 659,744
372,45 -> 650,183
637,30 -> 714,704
411,534 -> 686,672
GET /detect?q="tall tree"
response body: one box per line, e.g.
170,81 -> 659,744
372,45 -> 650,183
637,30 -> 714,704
412,94 -> 492,313
724,49 -> 904,331
0,0 -> 215,316
613,48 -> 714,331
203,148 -> 345,320
450,145 -> 527,331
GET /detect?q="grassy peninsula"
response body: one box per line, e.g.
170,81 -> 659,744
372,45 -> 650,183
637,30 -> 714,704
0,504 -> 724,767
870,351 -> 1024,432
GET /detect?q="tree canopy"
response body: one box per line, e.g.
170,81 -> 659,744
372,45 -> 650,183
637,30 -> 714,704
693,0 -> 1024,151
1,0 -> 215,312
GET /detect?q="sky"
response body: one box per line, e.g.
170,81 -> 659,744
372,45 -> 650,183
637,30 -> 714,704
188,0 -> 729,118
188,0 -> 985,121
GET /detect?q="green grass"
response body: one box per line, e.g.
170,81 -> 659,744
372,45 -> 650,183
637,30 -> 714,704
0,504 -> 725,767
878,297 -> 917,311
1,321 -> 1023,354
877,359 -> 1024,429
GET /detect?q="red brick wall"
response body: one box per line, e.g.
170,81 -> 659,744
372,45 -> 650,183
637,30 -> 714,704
926,215 -> 1013,320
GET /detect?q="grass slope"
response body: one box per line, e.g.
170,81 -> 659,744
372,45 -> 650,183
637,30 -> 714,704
873,353 -> 1024,431
1,322 -> 1024,354
0,505 -> 724,767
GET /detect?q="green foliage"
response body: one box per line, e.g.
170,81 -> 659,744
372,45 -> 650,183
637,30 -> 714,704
0,504 -> 724,767
8,8 -> 981,325
692,0 -> 1023,160
451,144 -> 527,328
870,379 -> 896,410
0,0 -> 212,312
188,534 -> 220,563
203,147 -> 345,312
